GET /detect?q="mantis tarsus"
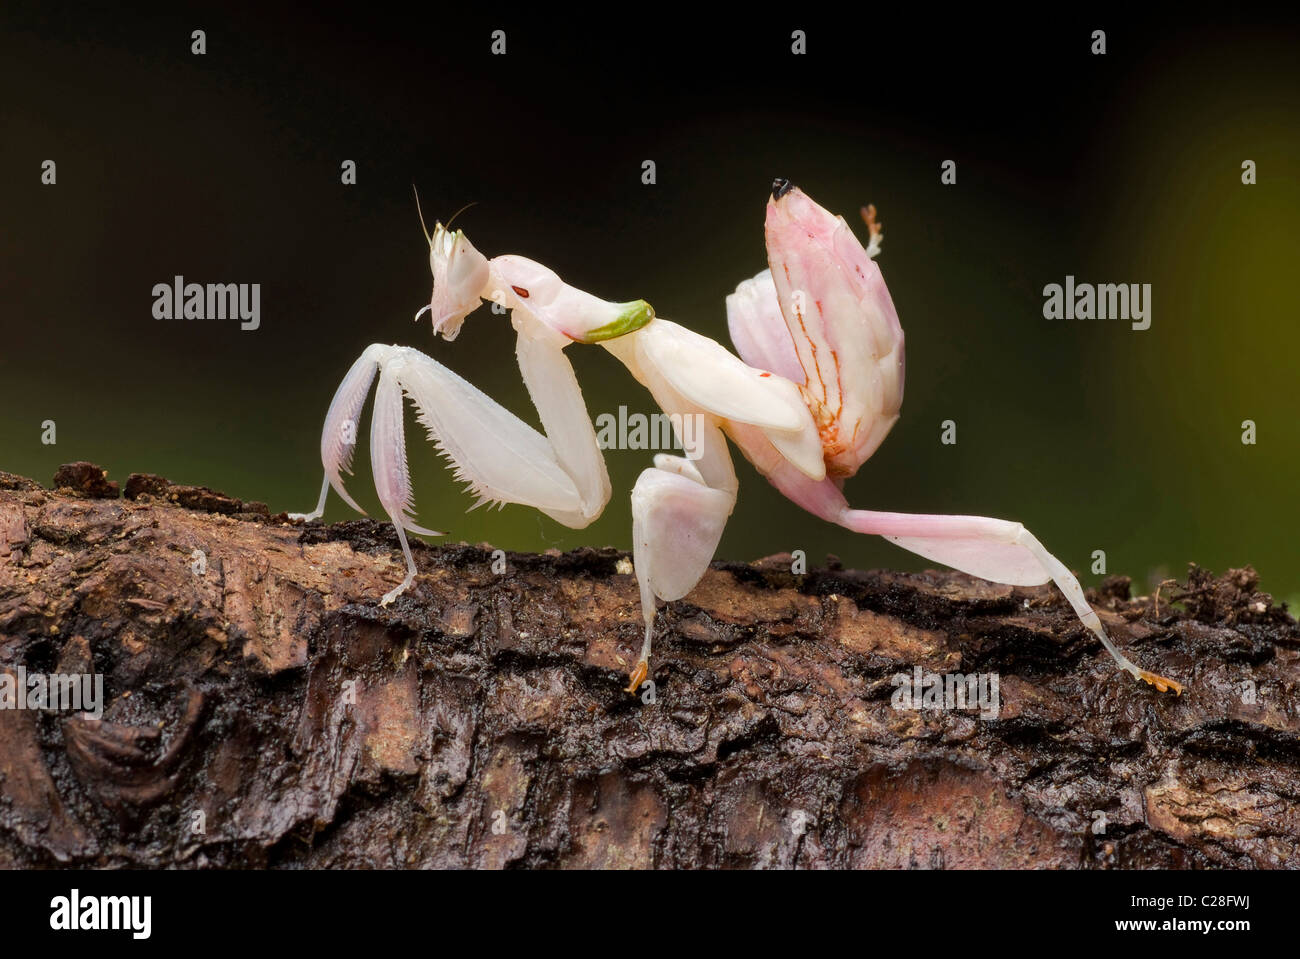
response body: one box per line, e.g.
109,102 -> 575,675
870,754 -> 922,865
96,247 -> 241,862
293,179 -> 1184,698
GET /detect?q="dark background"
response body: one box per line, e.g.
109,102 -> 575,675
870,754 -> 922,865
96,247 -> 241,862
3,5 -> 1297,602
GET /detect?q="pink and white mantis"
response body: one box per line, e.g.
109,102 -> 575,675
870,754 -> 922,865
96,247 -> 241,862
293,180 -> 1183,697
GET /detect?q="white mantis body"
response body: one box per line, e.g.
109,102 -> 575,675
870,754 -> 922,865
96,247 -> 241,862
295,181 -> 1182,697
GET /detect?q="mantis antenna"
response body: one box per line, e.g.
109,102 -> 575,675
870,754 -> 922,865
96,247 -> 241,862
444,200 -> 478,231
412,184 -> 431,245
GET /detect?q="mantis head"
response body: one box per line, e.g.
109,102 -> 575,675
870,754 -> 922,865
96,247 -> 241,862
417,215 -> 654,347
420,221 -> 491,341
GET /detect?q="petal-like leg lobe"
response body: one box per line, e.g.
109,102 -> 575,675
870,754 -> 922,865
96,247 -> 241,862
630,454 -> 737,670
370,364 -> 426,605
320,344 -> 388,515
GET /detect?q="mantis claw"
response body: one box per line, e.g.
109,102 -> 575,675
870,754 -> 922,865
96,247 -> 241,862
624,660 -> 649,695
1137,669 -> 1184,696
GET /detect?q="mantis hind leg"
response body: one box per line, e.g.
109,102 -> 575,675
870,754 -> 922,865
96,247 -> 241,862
843,508 -> 1184,695
761,460 -> 1183,694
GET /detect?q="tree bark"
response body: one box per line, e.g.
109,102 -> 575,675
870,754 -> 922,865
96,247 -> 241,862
0,463 -> 1296,869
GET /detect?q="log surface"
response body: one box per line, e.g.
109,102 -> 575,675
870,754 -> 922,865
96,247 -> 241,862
1,464 -> 1296,868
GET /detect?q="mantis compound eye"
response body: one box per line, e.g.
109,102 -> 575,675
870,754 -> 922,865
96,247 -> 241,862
771,177 -> 794,200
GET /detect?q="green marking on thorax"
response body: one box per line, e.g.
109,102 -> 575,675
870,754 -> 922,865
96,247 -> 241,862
580,300 -> 655,343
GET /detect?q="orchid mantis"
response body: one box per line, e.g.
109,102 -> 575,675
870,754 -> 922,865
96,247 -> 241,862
294,181 -> 1183,697
289,220 -> 649,603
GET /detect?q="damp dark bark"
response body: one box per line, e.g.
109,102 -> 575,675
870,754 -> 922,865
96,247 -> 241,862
1,463 -> 1297,869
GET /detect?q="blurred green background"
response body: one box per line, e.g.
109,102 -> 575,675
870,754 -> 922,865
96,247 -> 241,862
2,8 -> 1297,603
